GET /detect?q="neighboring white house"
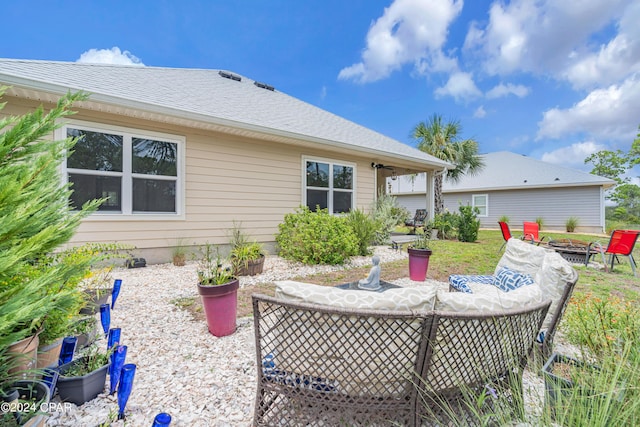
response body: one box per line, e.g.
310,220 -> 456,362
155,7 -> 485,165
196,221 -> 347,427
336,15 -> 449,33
0,58 -> 452,262
388,151 -> 615,233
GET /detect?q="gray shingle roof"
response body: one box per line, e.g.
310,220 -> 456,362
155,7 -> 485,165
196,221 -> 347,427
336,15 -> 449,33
0,58 -> 449,168
443,151 -> 615,192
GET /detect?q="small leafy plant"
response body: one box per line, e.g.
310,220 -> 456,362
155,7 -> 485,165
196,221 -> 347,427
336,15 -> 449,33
196,243 -> 235,286
456,205 -> 480,243
61,346 -> 110,377
410,232 -> 431,250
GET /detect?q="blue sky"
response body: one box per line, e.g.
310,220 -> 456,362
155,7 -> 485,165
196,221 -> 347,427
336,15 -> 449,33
2,0 -> 639,172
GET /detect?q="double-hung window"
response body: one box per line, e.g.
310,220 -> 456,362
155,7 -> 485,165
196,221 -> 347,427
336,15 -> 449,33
62,122 -> 183,216
472,194 -> 488,217
305,159 -> 354,214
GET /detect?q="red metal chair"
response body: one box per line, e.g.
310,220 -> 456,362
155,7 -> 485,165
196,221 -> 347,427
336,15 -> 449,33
590,229 -> 640,276
523,221 -> 547,246
498,221 -> 512,252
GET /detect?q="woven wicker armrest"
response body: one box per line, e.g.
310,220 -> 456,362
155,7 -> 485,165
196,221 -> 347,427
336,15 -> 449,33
417,299 -> 551,424
252,294 -> 431,427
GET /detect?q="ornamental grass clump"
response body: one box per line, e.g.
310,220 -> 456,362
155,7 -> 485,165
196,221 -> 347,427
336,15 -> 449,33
545,292 -> 640,425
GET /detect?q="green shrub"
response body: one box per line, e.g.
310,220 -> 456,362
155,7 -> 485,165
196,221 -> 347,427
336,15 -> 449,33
433,211 -> 459,240
371,192 -> 409,244
456,205 -> 480,242
276,207 -> 358,265
346,209 -> 378,256
535,216 -> 545,230
498,215 -> 510,224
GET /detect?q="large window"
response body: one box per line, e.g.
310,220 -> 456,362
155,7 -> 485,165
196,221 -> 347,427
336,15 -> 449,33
472,194 -> 488,217
62,123 -> 183,216
305,159 -> 354,214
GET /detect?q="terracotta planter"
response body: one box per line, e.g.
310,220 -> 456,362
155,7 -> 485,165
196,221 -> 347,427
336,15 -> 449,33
36,338 -> 63,369
197,279 -> 239,337
7,334 -> 39,376
408,248 -> 432,281
79,288 -> 112,315
1,380 -> 51,427
57,357 -> 109,405
234,255 -> 265,276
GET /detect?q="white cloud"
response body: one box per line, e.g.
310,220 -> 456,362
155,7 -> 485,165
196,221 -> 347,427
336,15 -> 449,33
434,71 -> 482,101
540,141 -> 606,167
463,0 -> 633,86
562,1 -> 640,89
77,47 -> 145,66
486,83 -> 530,99
537,74 -> 640,141
338,0 -> 463,83
320,86 -> 327,100
473,105 -> 487,118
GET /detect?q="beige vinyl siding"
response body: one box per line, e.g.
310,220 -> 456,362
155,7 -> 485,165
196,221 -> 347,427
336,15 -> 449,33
443,186 -> 604,233
2,97 -> 376,256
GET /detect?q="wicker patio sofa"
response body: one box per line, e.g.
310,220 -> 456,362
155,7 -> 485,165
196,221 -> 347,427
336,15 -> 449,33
448,237 -> 579,361
252,282 -> 550,426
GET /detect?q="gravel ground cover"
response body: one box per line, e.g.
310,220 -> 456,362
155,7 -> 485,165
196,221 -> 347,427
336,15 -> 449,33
45,246 -> 575,426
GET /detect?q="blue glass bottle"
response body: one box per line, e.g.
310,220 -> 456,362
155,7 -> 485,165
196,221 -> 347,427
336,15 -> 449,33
151,412 -> 172,426
111,279 -> 123,309
107,328 -> 121,351
110,345 -> 127,395
100,304 -> 110,337
58,336 -> 77,365
117,363 -> 136,420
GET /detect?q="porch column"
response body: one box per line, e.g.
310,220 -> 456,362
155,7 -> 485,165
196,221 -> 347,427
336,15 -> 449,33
425,170 -> 435,222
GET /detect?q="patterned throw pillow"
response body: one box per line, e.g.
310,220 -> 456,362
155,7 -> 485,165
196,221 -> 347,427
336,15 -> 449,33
493,266 -> 534,292
448,275 -> 494,294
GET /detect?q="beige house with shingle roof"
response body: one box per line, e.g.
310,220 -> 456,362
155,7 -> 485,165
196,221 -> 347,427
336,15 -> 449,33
0,58 -> 451,262
389,151 -> 615,234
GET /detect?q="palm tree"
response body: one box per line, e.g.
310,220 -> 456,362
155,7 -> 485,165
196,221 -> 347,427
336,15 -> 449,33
412,114 -> 484,214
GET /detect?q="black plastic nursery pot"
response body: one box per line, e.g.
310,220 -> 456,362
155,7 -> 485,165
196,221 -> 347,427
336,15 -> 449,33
1,380 -> 51,427
56,357 -> 109,405
79,288 -> 112,315
541,353 -> 617,424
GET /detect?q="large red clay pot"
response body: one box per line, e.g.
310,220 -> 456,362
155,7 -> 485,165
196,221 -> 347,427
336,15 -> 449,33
197,279 -> 239,337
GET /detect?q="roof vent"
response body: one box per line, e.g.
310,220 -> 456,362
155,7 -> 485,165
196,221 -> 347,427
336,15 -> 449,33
254,81 -> 275,91
218,71 -> 241,82
524,179 -> 528,183
554,177 -> 560,181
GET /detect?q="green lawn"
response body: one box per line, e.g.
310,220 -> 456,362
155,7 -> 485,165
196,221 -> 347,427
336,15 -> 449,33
419,229 -> 640,300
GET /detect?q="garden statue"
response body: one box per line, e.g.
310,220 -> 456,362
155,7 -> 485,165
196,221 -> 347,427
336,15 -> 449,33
358,256 -> 381,290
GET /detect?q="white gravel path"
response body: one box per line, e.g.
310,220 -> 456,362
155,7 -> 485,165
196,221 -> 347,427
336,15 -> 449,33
44,246 -> 573,426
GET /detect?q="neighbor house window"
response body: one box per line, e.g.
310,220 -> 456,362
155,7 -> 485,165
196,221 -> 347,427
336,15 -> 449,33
304,159 -> 354,214
63,123 -> 183,216
472,194 -> 488,217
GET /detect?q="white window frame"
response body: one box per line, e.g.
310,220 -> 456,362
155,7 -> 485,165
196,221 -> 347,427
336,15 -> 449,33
472,194 -> 488,217
302,156 -> 356,214
56,120 -> 185,220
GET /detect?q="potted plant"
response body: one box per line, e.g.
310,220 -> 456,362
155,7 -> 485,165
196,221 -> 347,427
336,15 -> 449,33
79,268 -> 114,315
231,241 -> 265,276
56,346 -> 110,405
69,317 -> 99,350
228,222 -> 265,276
196,244 -> 239,337
172,239 -> 187,266
541,353 -> 622,424
408,232 -> 432,281
1,380 -> 51,427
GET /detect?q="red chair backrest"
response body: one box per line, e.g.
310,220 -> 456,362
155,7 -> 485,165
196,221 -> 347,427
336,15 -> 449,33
498,221 -> 512,241
523,222 -> 539,241
606,230 -> 640,256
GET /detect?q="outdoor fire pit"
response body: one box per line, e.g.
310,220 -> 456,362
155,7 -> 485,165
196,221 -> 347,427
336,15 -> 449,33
547,239 -> 594,265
